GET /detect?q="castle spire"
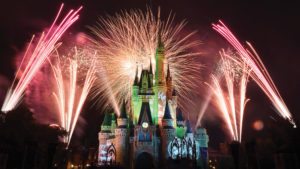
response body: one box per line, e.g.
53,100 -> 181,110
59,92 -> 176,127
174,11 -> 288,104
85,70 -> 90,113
134,63 -> 139,86
166,64 -> 172,99
158,32 -> 164,48
162,101 -> 174,128
155,30 -> 165,86
138,102 -> 153,125
163,102 -> 172,120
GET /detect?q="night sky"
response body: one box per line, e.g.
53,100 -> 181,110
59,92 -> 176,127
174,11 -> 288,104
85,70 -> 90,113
0,0 -> 300,148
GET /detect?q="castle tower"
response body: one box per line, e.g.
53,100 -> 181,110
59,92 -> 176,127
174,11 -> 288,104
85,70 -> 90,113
161,102 -> 175,161
98,112 -> 112,165
115,102 -> 129,167
155,34 -> 167,124
195,127 -> 209,169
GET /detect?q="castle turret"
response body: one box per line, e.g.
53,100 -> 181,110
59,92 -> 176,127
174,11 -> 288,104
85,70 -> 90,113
98,112 -> 112,165
161,102 -> 175,161
115,102 -> 129,167
195,127 -> 209,169
154,33 -> 167,124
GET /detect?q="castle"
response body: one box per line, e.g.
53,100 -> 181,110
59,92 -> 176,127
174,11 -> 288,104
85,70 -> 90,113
98,37 -> 209,169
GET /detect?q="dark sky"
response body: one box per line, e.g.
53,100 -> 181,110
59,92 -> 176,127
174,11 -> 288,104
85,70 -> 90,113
0,0 -> 300,147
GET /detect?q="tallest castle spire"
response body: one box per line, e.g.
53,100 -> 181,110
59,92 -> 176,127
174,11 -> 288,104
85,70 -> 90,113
155,32 -> 166,86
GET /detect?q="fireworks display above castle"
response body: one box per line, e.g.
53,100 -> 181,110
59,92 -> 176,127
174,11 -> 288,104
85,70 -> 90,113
0,2 -> 297,146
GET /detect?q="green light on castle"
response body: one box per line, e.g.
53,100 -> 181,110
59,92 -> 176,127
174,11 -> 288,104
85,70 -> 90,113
176,126 -> 186,139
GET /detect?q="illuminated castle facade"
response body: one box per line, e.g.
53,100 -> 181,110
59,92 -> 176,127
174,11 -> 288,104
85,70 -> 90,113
98,38 -> 209,169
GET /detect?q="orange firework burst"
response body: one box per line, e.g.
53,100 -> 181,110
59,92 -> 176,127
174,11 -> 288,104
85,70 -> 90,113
88,8 -> 202,114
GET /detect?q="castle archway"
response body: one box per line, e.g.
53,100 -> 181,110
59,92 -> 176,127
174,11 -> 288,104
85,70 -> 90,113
135,152 -> 154,169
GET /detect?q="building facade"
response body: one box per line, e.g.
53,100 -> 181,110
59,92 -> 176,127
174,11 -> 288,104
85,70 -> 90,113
98,38 -> 209,169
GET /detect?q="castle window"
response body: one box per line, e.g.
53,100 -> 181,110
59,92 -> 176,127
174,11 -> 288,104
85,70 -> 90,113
138,130 -> 152,142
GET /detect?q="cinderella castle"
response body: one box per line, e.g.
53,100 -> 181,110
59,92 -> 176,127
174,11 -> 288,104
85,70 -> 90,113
98,37 -> 209,169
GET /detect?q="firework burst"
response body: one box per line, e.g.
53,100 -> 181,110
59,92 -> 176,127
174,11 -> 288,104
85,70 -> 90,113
1,4 -> 82,113
212,20 -> 296,128
88,8 -> 202,114
207,50 -> 250,142
50,47 -> 96,145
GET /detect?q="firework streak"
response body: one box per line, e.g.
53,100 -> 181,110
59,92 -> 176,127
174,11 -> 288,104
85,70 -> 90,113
207,54 -> 250,142
212,20 -> 296,128
1,4 -> 82,113
51,50 -> 96,145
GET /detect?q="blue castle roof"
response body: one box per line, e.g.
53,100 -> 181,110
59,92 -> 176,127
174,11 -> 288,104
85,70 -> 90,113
163,102 -> 172,120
